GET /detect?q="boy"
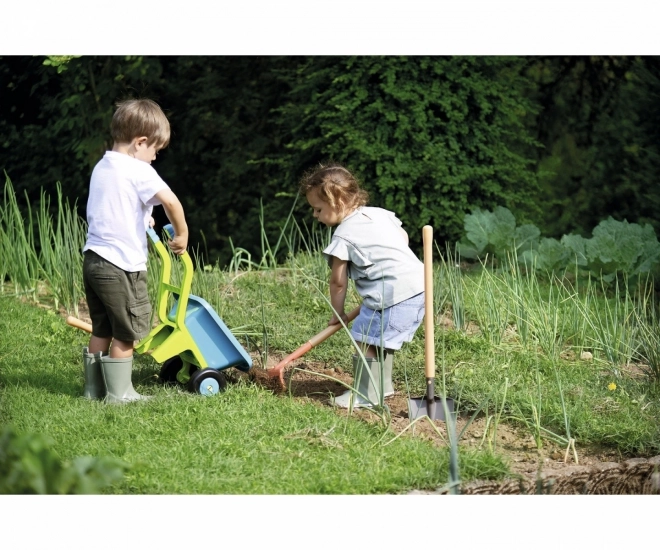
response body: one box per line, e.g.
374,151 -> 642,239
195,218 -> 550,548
82,98 -> 188,404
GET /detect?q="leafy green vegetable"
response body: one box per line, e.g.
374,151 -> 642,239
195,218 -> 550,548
520,237 -> 570,272
560,233 -> 589,267
459,207 -> 660,280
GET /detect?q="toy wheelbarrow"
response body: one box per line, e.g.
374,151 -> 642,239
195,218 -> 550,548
136,224 -> 252,394
68,224 -> 252,396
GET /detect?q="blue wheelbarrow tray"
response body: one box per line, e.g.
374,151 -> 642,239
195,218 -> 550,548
168,292 -> 253,373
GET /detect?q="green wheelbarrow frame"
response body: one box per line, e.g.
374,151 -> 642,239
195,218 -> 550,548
136,225 -> 253,387
134,227 -> 208,383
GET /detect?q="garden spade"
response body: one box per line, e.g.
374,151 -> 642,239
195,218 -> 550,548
408,225 -> 455,421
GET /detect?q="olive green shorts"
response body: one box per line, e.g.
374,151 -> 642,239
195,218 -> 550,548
83,250 -> 152,342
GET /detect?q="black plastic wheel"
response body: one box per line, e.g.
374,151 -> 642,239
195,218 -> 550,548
159,356 -> 184,384
188,368 -> 227,396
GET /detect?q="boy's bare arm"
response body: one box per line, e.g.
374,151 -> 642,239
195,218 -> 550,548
329,257 -> 349,325
155,189 -> 189,255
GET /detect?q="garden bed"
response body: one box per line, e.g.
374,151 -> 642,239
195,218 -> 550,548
64,298 -> 660,494
247,357 -> 660,494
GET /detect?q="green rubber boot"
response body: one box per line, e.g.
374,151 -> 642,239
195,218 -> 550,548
333,355 -> 391,409
83,347 -> 106,400
100,355 -> 150,404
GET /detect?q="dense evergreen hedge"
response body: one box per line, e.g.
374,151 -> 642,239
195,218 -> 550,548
1,56 -> 658,266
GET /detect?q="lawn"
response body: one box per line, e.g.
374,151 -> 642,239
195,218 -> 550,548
2,179 -> 659,499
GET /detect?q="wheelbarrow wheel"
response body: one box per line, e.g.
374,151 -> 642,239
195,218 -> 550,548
159,356 -> 183,384
189,368 -> 227,396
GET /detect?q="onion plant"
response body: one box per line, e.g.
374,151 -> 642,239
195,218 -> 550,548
227,237 -> 258,276
501,256 -> 531,346
578,276 -> 637,371
554,269 -> 591,355
436,243 -> 466,332
258,195 -> 300,269
35,183 -> 86,316
463,260 -> 510,345
524,272 -> 564,359
1,176 -> 40,300
631,277 -> 660,381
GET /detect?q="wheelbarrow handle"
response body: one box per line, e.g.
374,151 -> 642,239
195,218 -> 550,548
146,224 -> 175,245
66,316 -> 92,333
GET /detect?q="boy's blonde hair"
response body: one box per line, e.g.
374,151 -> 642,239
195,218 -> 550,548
111,98 -> 171,149
299,162 -> 369,213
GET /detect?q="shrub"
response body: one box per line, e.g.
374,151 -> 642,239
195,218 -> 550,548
0,425 -> 128,494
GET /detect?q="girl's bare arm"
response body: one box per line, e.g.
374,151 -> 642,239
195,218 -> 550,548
329,256 -> 349,325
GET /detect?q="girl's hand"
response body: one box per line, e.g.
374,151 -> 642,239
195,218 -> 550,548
328,312 -> 348,326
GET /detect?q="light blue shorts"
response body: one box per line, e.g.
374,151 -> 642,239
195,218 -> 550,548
350,292 -> 425,351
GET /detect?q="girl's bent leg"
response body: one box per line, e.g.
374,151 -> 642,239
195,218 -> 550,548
363,344 -> 378,358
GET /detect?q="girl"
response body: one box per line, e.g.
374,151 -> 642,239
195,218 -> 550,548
300,163 -> 425,408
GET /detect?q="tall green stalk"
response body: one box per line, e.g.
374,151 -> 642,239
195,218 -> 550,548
631,275 -> 660,381
579,276 -> 636,370
36,183 -> 86,316
465,260 -> 508,345
1,175 -> 40,300
437,243 -> 466,332
258,194 -> 300,269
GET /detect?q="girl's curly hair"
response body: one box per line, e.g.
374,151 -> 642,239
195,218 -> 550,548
299,162 -> 369,214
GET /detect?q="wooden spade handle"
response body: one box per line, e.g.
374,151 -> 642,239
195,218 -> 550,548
423,225 -> 435,379
66,316 -> 92,333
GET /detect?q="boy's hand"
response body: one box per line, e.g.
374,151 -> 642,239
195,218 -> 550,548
168,235 -> 188,255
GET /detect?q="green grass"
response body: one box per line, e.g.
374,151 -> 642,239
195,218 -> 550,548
2,178 -> 660,495
1,297 -> 504,494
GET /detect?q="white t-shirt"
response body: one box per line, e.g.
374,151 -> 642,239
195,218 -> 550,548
322,206 -> 424,310
83,151 -> 169,272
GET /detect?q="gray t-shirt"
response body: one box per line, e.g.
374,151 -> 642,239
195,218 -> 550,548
322,206 -> 424,310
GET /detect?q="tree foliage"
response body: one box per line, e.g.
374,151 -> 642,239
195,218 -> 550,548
0,56 -> 165,201
1,55 -> 658,266
526,56 -> 660,238
274,56 -> 541,251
